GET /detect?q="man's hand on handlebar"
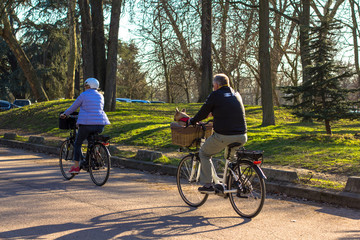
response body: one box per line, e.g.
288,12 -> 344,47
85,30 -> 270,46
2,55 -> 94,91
60,113 -> 67,119
186,118 -> 194,127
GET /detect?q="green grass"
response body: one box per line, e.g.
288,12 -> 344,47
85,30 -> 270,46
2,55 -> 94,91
0,100 -> 359,178
299,177 -> 346,191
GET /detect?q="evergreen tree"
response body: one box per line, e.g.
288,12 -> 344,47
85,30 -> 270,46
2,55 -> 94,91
283,17 -> 360,135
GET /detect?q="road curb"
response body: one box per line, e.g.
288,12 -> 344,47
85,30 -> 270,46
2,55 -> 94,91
1,137 -> 360,209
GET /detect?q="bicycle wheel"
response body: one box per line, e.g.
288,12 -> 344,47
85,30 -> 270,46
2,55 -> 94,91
59,140 -> 75,180
89,143 -> 110,186
176,154 -> 208,207
227,160 -> 265,218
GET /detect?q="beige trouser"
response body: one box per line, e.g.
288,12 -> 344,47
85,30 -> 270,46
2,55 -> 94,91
199,132 -> 248,184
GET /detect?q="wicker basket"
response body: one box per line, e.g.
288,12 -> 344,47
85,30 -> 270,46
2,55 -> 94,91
171,122 -> 213,147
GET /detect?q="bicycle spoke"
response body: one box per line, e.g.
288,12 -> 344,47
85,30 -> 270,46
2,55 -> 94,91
228,160 -> 265,218
89,143 -> 110,186
176,155 -> 208,207
59,140 -> 75,180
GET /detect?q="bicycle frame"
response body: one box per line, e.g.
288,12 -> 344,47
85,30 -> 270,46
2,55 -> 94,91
206,157 -> 240,194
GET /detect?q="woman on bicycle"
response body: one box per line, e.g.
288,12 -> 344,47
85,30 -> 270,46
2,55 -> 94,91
60,78 -> 110,174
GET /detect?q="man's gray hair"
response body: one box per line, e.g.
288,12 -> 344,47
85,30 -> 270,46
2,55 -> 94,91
213,74 -> 230,86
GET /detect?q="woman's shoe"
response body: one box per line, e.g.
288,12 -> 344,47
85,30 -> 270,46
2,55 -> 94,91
69,166 -> 80,174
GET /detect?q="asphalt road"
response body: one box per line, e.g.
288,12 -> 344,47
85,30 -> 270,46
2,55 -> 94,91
0,146 -> 359,240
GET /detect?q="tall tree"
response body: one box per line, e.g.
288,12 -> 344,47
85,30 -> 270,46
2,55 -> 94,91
283,18 -> 359,135
66,0 -> 77,99
104,0 -> 123,111
200,0 -> 213,102
259,0 -> 275,126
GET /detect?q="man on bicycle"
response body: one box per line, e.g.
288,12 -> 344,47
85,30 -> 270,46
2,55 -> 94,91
60,78 -> 110,174
188,73 -> 247,193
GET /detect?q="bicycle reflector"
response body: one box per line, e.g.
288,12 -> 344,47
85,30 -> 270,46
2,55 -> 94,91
102,142 -> 110,146
253,161 -> 262,165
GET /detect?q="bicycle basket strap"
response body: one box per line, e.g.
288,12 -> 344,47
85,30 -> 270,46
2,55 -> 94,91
236,149 -> 263,161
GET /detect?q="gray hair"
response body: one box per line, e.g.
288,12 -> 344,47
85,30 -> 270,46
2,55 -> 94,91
213,74 -> 230,86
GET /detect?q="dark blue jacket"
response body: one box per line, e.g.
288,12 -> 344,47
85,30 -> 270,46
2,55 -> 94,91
191,86 -> 247,135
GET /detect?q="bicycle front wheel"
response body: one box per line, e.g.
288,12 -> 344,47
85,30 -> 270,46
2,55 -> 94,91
228,160 -> 265,218
89,143 -> 110,186
176,154 -> 208,207
59,140 -> 75,180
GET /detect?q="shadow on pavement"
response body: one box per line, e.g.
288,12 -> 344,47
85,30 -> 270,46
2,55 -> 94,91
0,206 -> 251,239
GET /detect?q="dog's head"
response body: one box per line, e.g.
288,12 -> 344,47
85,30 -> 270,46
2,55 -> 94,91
174,108 -> 190,122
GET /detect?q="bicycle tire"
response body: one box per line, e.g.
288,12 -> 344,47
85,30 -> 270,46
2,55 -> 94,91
59,140 -> 75,180
176,154 -> 208,207
89,143 -> 110,186
227,160 -> 265,218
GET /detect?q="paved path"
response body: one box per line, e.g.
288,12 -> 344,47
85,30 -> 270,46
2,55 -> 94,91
0,146 -> 359,239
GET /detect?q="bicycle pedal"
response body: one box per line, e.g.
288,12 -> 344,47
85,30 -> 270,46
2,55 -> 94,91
236,193 -> 249,198
214,184 -> 225,192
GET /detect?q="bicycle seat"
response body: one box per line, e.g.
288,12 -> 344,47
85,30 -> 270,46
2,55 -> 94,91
225,143 -> 243,159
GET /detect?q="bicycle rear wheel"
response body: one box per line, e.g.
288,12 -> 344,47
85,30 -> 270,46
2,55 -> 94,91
89,143 -> 110,186
227,160 -> 265,218
176,154 -> 208,207
59,140 -> 75,180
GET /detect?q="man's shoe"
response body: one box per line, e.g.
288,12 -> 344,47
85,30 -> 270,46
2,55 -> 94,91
69,166 -> 80,174
198,184 -> 215,193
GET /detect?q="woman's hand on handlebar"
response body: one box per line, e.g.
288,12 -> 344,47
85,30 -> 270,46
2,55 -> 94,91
60,113 -> 67,119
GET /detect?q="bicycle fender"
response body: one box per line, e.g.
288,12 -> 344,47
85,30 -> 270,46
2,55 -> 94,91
253,164 -> 267,180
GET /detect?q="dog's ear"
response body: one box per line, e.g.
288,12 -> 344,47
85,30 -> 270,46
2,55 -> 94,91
181,108 -> 186,113
175,107 -> 179,113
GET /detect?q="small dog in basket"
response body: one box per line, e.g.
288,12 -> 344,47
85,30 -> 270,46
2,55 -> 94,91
171,108 -> 190,127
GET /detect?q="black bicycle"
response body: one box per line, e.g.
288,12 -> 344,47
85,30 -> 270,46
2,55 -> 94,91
176,121 -> 267,218
59,113 -> 111,186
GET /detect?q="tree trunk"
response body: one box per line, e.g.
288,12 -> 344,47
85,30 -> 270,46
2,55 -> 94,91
299,0 -> 311,98
91,0 -> 107,90
350,0 -> 360,103
1,13 -> 48,101
66,0 -> 77,99
199,0 -> 213,102
157,6 -> 170,103
325,119 -> 332,135
259,0 -> 275,126
219,0 -> 229,74
104,0 -> 122,112
79,0 -> 94,79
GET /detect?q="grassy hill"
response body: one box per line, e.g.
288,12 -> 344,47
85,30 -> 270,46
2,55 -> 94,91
0,100 -> 359,179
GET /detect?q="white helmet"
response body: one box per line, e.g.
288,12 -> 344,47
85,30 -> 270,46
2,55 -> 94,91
84,78 -> 99,89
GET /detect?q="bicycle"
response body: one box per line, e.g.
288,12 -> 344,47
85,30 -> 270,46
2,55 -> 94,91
176,122 -> 267,218
58,113 -> 111,186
